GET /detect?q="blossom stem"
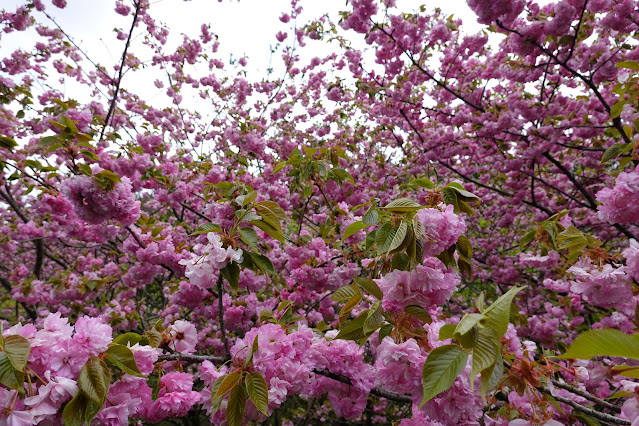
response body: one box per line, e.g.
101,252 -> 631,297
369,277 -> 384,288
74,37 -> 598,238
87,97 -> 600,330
217,274 -> 230,358
536,386 -> 630,425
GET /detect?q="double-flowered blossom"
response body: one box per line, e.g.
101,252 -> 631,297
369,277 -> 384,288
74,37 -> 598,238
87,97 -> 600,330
415,204 -> 467,256
179,233 -> 243,290
61,175 -> 140,226
375,258 -> 460,313
568,257 -> 632,310
596,165 -> 639,224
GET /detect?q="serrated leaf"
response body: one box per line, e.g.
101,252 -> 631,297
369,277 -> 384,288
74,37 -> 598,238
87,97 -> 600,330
404,305 -> 432,324
244,335 -> 259,368
617,60 -> 639,70
112,332 -> 143,346
191,223 -> 222,235
105,344 -> 144,377
226,382 -> 248,426
3,335 -> 30,372
470,332 -> 501,388
80,149 -> 99,162
364,301 -> 383,334
339,293 -> 362,326
145,328 -> 162,348
342,221 -> 370,241
78,357 -> 111,404
483,286 -> 525,338
249,252 -> 275,275
519,229 -> 536,249
239,227 -> 259,251
0,136 -> 18,150
438,324 -> 457,340
410,177 -> 435,189
387,222 -> 408,253
214,371 -> 243,399
331,285 -> 358,302
611,100 -> 627,119
354,277 -> 382,300
335,310 -> 368,340
455,235 -> 472,260
221,262 -> 240,291
0,352 -> 23,391
558,329 -> 639,360
391,252 -> 410,271
480,352 -> 504,395
210,375 -> 225,415
378,323 -> 393,343
455,313 -> 486,337
62,391 -> 89,426
246,372 -> 269,416
362,208 -> 378,226
601,143 -> 627,163
251,219 -> 285,243
441,187 -> 458,210
420,345 -> 469,406
381,197 -> 423,213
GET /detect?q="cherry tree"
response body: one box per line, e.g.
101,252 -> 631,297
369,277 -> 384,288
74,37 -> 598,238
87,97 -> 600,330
0,0 -> 638,424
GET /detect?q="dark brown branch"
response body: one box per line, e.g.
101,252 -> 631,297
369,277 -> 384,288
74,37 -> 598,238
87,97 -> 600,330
550,379 -> 620,413
217,274 -> 230,358
537,386 -> 629,424
98,0 -> 142,142
158,353 -> 229,364
313,369 -> 413,404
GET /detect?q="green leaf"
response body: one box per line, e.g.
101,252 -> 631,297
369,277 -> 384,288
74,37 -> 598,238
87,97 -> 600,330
455,235 -> 472,260
248,252 -> 275,275
381,197 -> 423,213
255,200 -> 284,231
78,357 -> 111,404
480,352 -> 504,395
342,221 -> 370,240
387,222 -> 408,253
404,305 -> 433,324
391,252 -> 410,271
210,375 -> 225,415
145,328 -> 162,348
446,182 -> 481,202
221,262 -> 240,291
482,286 -> 525,338
0,136 -> 18,150
420,345 -> 469,407
558,329 -> 639,360
364,301 -> 384,334
601,143 -> 628,163
239,227 -> 259,251
378,323 -> 393,343
0,352 -> 23,391
215,371 -> 243,399
105,344 -> 144,377
331,284 -> 358,302
335,310 -> 368,340
244,335 -> 259,368
94,170 -> 121,191
80,149 -> 99,162
410,177 -> 434,189
251,219 -> 285,243
362,208 -> 378,226
617,60 -> 639,70
226,382 -> 248,426
611,100 -> 627,119
245,372 -> 269,416
454,313 -> 486,337
112,332 -> 143,346
438,324 -> 457,340
3,334 -> 31,372
470,331 -> 502,387
519,229 -> 536,250
354,277 -> 382,300
63,392 -> 89,426
191,223 -> 222,235
441,187 -> 458,211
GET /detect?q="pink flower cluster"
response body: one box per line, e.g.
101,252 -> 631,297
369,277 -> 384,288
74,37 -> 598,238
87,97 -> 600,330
416,204 -> 467,256
467,0 -> 525,25
568,257 -> 633,310
179,233 -> 243,290
375,257 -> 460,313
61,175 -> 140,226
596,165 -> 639,224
